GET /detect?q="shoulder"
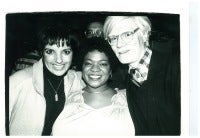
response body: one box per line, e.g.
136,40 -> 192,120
153,49 -> 179,72
9,67 -> 32,89
114,88 -> 126,96
10,66 -> 33,84
66,70 -> 82,79
111,89 -> 128,107
150,49 -> 179,72
65,70 -> 85,87
67,90 -> 83,104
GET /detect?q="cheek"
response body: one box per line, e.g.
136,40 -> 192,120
135,34 -> 146,49
82,66 -> 89,75
128,37 -> 143,53
101,70 -> 111,83
63,54 -> 73,62
83,67 -> 91,77
111,47 -> 118,56
44,55 -> 54,64
82,71 -> 89,84
102,67 -> 111,76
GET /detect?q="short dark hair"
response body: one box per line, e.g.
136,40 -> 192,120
79,38 -> 119,71
37,24 -> 78,53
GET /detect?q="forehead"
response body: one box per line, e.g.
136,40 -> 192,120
45,39 -> 71,48
109,19 -> 137,36
45,43 -> 71,49
88,22 -> 103,29
85,50 -> 109,61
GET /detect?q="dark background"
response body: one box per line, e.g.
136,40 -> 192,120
6,12 -> 180,76
5,12 -> 180,135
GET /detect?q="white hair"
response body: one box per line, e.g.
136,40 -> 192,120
103,16 -> 152,47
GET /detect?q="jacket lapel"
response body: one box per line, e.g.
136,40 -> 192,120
32,59 -> 44,96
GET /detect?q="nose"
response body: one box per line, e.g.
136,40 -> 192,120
55,53 -> 63,63
92,32 -> 98,37
91,64 -> 100,72
116,36 -> 125,48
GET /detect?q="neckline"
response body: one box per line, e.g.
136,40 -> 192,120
83,102 -> 113,110
81,89 -> 117,110
83,86 -> 112,94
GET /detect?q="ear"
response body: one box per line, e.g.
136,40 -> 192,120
109,70 -> 112,79
142,31 -> 149,43
40,51 -> 43,57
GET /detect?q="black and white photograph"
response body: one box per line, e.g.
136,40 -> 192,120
5,11 -> 181,136
1,0 -> 198,137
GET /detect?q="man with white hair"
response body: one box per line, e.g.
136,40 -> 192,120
103,16 -> 180,135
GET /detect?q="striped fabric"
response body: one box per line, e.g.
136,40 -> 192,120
128,48 -> 152,87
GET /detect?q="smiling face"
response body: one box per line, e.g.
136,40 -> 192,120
82,50 -> 111,89
108,19 -> 146,64
43,42 -> 73,76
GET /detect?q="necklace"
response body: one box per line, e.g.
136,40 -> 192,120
47,79 -> 63,102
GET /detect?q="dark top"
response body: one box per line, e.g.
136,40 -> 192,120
126,49 -> 180,135
109,64 -> 127,89
42,64 -> 66,135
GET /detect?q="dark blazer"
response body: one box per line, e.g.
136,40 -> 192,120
126,49 -> 180,135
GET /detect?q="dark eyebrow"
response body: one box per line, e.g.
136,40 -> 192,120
44,47 -> 53,50
63,47 -> 72,50
84,59 -> 109,62
44,46 -> 71,50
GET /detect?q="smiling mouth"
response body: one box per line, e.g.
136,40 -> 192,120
89,75 -> 101,79
53,64 -> 64,69
119,50 -> 129,54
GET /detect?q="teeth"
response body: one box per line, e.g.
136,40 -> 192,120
54,65 -> 64,69
54,64 -> 63,67
89,75 -> 101,79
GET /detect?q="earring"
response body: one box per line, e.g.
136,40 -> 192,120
109,72 -> 112,79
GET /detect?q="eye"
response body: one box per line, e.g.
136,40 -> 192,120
85,30 -> 93,36
110,36 -> 117,41
63,49 -> 72,55
96,30 -> 103,36
108,36 -> 118,43
83,61 -> 92,66
124,32 -> 133,38
99,62 -> 109,67
44,49 -> 54,55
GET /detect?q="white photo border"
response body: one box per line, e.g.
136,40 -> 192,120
0,0 -> 192,137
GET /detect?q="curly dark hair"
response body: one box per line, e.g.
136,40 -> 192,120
78,38 -> 120,72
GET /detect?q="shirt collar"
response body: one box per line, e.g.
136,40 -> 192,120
129,47 -> 152,72
128,47 -> 152,85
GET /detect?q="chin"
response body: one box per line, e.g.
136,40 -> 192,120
89,82 -> 104,89
53,71 -> 67,76
89,83 -> 101,88
119,56 -> 137,64
118,58 -> 130,64
54,73 -> 63,76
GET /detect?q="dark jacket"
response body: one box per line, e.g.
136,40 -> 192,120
126,49 -> 180,135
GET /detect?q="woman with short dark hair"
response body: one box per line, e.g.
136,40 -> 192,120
9,25 -> 84,135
